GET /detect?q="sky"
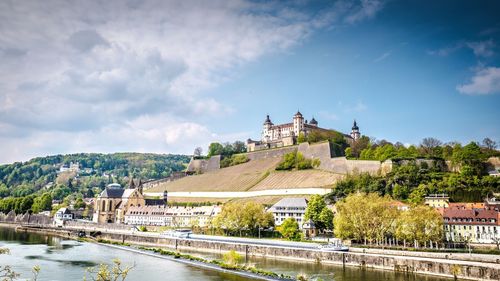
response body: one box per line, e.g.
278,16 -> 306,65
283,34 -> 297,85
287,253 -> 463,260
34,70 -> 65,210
0,0 -> 499,164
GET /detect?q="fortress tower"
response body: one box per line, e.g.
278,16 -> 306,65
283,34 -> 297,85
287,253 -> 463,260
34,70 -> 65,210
350,120 -> 361,140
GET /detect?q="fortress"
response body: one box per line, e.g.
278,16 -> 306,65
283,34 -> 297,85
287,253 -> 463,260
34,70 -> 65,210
246,111 -> 361,152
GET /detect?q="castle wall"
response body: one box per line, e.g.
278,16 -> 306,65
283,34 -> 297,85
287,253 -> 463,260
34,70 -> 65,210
297,142 -> 387,175
246,146 -> 298,161
186,155 -> 220,174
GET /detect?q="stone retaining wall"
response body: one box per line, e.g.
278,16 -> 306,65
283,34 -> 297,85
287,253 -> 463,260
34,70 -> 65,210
95,232 -> 499,281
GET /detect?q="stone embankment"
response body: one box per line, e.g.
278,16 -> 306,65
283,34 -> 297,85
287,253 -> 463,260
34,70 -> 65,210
6,223 -> 500,281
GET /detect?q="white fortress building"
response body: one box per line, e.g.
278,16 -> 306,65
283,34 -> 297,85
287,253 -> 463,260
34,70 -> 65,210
247,111 -> 361,152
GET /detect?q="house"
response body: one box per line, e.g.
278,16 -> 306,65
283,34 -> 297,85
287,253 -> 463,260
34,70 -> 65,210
443,207 -> 500,244
424,194 -> 450,208
54,207 -> 74,226
268,197 -> 308,229
124,205 -> 221,228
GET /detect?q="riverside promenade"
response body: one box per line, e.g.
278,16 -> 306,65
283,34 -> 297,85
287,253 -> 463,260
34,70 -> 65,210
5,221 -> 500,281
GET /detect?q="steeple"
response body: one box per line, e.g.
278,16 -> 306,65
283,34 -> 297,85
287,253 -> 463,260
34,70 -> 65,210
128,177 -> 136,189
352,120 -> 359,130
310,116 -> 318,126
350,119 -> 360,140
263,114 -> 273,125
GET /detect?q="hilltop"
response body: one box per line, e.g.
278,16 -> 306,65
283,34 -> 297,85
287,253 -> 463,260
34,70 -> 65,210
0,153 -> 190,200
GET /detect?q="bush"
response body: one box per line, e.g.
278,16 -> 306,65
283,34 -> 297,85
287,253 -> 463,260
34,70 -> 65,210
222,250 -> 243,266
138,226 -> 147,232
220,154 -> 249,168
275,152 -> 320,171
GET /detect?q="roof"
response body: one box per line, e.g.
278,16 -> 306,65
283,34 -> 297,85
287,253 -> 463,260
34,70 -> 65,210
352,120 -> 359,130
443,208 -> 500,226
100,187 -> 125,198
56,207 -> 72,214
448,202 -> 485,210
122,189 -> 136,198
309,117 -> 318,125
294,111 -> 303,117
269,197 -> 308,211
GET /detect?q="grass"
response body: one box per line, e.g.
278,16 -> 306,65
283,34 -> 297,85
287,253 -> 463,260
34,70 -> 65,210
139,247 -> 293,280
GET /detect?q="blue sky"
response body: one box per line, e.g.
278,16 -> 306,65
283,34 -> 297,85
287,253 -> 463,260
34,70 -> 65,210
0,0 -> 499,163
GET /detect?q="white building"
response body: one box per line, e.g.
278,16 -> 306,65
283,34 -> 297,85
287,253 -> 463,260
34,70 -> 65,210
124,205 -> 221,228
59,162 -> 80,173
268,198 -> 308,229
54,207 -> 74,226
247,111 -> 360,152
443,207 -> 500,244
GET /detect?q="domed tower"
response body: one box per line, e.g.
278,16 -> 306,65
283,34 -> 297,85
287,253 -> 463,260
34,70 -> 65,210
309,117 -> 318,127
262,114 -> 273,143
351,120 -> 360,140
293,110 -> 304,136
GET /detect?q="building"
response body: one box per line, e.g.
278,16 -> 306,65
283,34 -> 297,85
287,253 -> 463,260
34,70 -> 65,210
54,207 -> 73,226
268,197 -> 308,229
59,162 -> 80,173
424,194 -> 450,208
93,179 -> 168,224
247,111 -> 360,152
124,205 -> 221,228
443,207 -> 500,244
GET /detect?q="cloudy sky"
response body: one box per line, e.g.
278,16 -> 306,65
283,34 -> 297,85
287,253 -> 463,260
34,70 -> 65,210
1,0 -> 499,164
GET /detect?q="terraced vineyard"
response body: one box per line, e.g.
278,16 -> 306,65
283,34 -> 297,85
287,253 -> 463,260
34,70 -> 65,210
249,169 -> 343,191
148,158 -> 281,192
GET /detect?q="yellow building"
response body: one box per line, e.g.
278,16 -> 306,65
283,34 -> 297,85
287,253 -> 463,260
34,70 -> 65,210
424,194 -> 449,208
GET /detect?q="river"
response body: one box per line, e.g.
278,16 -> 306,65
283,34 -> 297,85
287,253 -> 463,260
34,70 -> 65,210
0,227 -> 452,281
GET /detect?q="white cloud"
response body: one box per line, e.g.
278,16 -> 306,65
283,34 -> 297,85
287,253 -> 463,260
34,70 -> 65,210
0,0 -> 385,163
457,66 -> 500,95
373,50 -> 391,62
344,0 -> 385,24
466,40 -> 495,57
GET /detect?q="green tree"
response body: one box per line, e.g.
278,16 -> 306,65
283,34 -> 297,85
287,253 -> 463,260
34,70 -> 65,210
297,133 -> 306,144
277,218 -> 301,240
207,142 -> 224,157
334,193 -> 399,244
396,205 -> 443,247
304,195 -> 332,231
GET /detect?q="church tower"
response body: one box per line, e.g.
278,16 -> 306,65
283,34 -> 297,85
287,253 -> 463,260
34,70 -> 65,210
350,120 -> 360,140
293,111 -> 304,136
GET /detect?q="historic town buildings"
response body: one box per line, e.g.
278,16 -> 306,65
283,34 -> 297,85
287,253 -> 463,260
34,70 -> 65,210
246,111 -> 361,152
124,205 -> 221,228
92,180 -> 167,224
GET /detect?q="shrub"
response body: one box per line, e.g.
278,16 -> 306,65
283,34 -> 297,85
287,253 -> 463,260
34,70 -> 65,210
222,250 -> 243,266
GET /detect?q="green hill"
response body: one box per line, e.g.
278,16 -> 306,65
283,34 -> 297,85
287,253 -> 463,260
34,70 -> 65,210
0,153 -> 190,200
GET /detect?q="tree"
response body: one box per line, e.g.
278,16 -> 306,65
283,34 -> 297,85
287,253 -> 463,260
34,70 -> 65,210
278,218 -> 301,240
334,193 -> 399,244
396,205 -> 443,247
207,142 -> 224,157
193,147 -> 203,158
482,138 -> 497,150
84,259 -> 133,281
304,195 -> 332,231
232,141 -> 247,154
214,202 -> 273,236
420,137 -> 442,157
297,133 -> 306,144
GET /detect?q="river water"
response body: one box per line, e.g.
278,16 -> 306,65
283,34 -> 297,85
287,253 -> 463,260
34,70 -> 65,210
0,227 -> 451,281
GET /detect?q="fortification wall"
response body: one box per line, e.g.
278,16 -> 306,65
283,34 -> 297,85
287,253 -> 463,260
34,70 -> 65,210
297,142 -> 386,175
245,146 -> 297,161
186,155 -> 220,174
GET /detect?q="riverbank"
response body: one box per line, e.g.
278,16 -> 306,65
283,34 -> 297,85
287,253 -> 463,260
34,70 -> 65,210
0,223 -> 290,281
4,223 -> 500,281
